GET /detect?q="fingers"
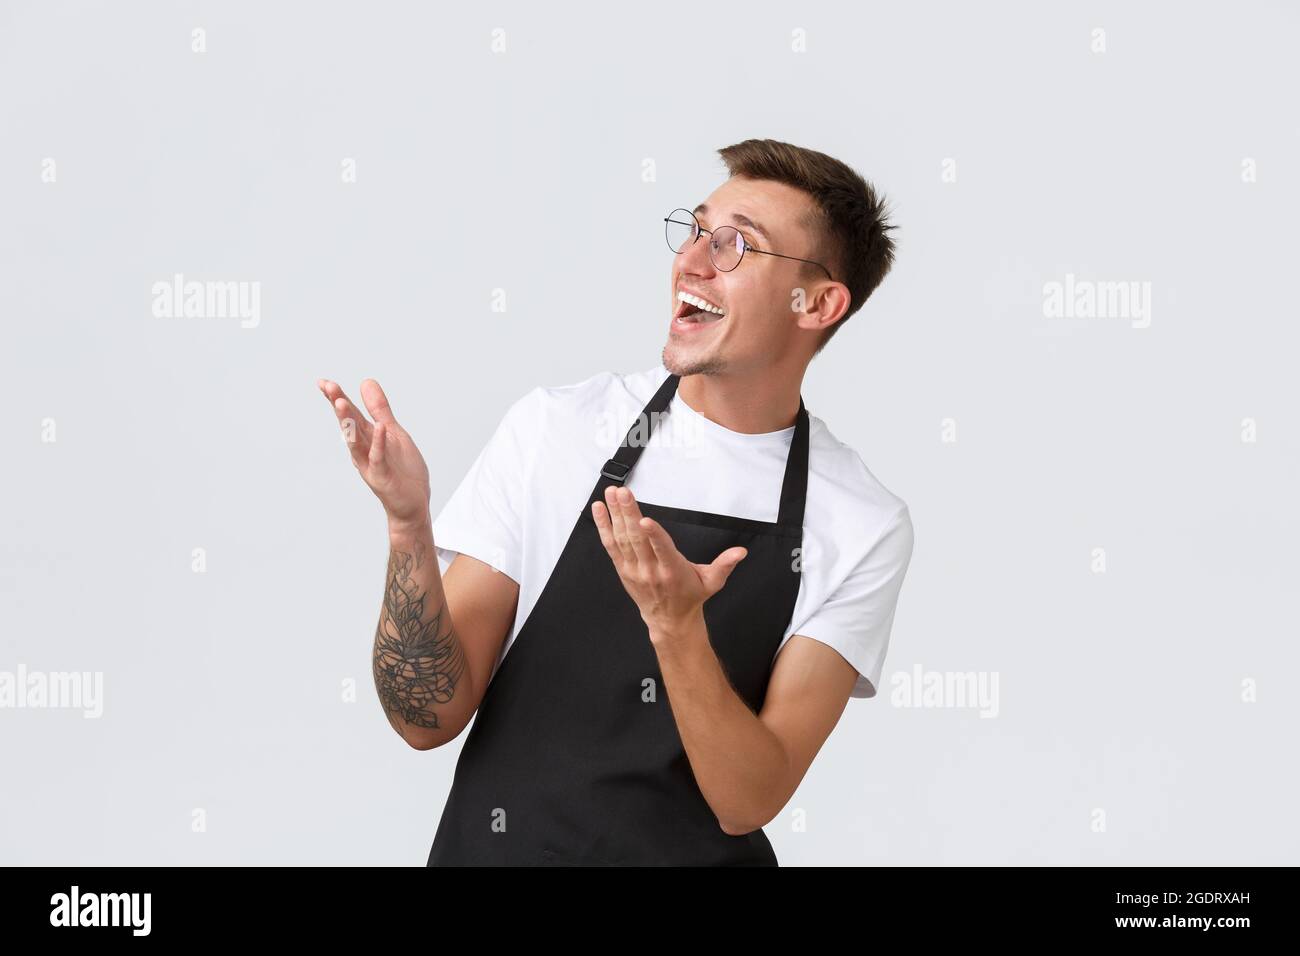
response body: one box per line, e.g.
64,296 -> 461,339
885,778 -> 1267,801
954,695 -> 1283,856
318,377 -> 372,431
318,379 -> 373,461
604,486 -> 655,566
638,516 -> 675,563
369,420 -> 389,477
616,488 -> 656,566
360,378 -> 397,425
594,487 -> 641,566
591,500 -> 619,563
318,378 -> 366,419
600,486 -> 632,563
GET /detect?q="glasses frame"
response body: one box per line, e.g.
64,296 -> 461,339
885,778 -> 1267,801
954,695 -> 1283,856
664,207 -> 834,282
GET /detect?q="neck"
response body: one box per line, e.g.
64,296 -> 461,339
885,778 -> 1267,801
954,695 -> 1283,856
675,365 -> 803,434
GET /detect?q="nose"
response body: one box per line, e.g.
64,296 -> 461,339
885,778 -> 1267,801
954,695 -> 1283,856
675,230 -> 718,277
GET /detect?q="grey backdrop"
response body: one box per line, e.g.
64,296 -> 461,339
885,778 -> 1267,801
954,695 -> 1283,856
2,0 -> 1296,865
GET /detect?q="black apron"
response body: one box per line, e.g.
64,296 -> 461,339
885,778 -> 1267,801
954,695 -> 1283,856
427,371 -> 809,866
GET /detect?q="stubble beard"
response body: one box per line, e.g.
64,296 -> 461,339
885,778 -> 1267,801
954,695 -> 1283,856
662,342 -> 726,377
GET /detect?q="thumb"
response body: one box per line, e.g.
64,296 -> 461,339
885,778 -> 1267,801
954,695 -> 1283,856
700,547 -> 747,594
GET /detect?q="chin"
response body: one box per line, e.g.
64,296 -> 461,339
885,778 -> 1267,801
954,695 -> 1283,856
662,344 -> 725,377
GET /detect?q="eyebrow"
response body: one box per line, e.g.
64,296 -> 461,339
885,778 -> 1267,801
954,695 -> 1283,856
693,203 -> 772,244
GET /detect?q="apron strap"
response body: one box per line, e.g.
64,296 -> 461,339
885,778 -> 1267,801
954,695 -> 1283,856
599,372 -> 810,532
776,398 -> 810,530
598,371 -> 681,485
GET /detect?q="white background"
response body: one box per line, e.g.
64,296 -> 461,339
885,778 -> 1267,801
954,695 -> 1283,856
2,0 -> 1296,864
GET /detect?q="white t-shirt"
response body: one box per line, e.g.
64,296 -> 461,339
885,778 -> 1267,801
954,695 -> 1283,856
433,363 -> 914,699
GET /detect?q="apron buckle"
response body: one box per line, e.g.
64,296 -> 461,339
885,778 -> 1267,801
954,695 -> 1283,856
600,459 -> 632,484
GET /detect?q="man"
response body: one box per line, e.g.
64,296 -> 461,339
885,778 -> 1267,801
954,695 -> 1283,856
318,139 -> 914,866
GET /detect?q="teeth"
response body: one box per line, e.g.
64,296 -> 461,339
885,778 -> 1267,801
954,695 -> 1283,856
677,290 -> 725,315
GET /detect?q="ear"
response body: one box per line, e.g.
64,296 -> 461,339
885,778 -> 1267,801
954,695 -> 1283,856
789,280 -> 851,335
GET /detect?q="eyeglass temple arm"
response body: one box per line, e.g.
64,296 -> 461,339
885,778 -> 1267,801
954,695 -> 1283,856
752,249 -> 834,281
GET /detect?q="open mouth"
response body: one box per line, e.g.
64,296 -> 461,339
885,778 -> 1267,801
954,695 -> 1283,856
673,290 -> 726,325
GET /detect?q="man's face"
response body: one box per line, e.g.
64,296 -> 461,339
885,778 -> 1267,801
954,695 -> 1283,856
663,176 -> 824,377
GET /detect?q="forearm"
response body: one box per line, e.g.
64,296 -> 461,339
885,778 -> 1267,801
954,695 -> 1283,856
372,513 -> 473,749
649,612 -> 791,834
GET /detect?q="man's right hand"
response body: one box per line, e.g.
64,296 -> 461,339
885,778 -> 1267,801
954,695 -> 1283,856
317,378 -> 432,535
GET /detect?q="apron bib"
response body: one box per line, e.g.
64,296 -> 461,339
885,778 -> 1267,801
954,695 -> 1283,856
427,372 -> 809,866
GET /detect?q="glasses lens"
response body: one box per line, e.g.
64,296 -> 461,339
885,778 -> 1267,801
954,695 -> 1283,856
710,226 -> 743,271
665,210 -> 698,254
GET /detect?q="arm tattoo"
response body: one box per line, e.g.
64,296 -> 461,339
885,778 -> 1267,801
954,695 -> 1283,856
373,541 -> 467,731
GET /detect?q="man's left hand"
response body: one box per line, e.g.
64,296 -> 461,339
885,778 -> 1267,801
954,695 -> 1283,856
592,485 -> 747,637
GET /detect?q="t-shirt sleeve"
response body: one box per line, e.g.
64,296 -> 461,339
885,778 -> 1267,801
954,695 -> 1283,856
794,506 -> 915,699
431,389 -> 541,582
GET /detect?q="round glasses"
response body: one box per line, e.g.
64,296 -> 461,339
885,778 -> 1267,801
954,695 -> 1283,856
663,207 -> 834,280
665,208 -> 744,271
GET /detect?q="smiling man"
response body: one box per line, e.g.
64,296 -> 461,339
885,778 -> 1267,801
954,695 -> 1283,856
319,138 -> 914,866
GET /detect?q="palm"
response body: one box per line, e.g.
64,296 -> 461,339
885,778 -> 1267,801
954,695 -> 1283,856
367,421 -> 427,501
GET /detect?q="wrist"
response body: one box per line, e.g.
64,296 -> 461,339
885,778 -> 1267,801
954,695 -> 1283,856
645,607 -> 705,645
387,509 -> 433,545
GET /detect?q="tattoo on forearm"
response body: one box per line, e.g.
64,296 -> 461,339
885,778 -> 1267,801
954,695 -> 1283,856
373,542 -> 466,731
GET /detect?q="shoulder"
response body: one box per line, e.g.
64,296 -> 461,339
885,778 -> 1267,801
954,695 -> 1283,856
497,364 -> 670,455
806,412 -> 913,549
534,363 -> 669,405
513,363 -> 670,426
